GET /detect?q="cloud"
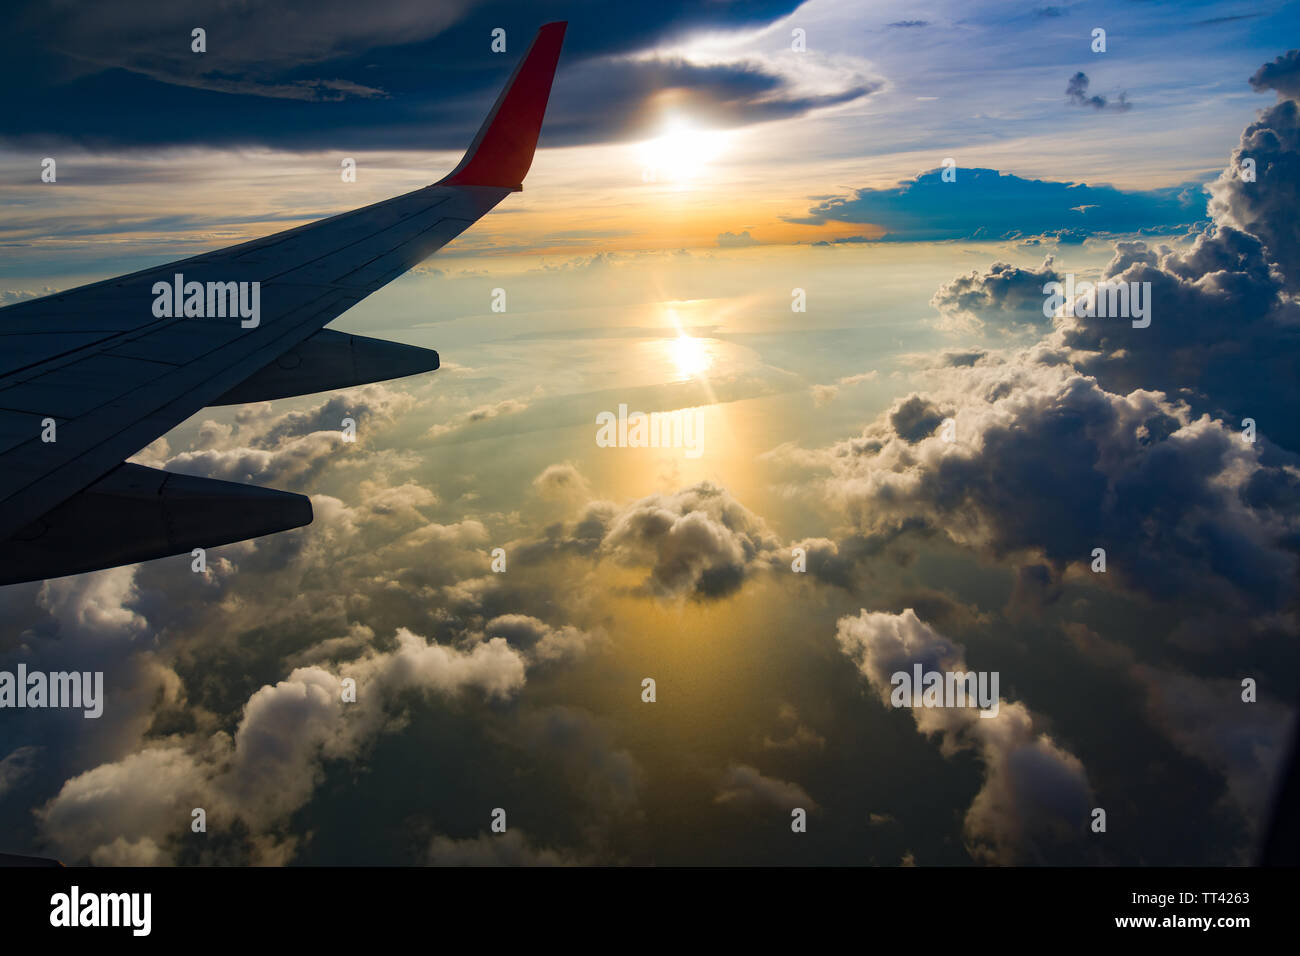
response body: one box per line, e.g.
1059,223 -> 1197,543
1065,71 -> 1132,112
19,395 -> 617,865
1207,64 -> 1300,290
836,609 -> 1093,864
0,746 -> 40,798
532,462 -> 593,502
427,398 -> 529,438
1053,227 -> 1300,449
810,370 -> 878,406
1050,58 -> 1300,446
800,168 -> 1200,242
1136,666 -> 1292,845
35,747 -> 208,866
810,383 -> 838,406
573,482 -> 782,600
35,626 -> 532,864
809,361 -> 1300,619
517,706 -> 643,821
930,257 -> 1061,332
1,1 -> 862,149
760,704 -> 825,751
888,394 -> 948,442
1249,50 -> 1300,99
1064,622 -> 1292,851
428,829 -> 587,866
717,230 -> 759,248
804,54 -> 1300,630
714,764 -> 817,812
483,614 -> 598,665
152,385 -> 415,488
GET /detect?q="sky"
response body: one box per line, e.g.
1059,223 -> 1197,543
1,0 -> 1299,866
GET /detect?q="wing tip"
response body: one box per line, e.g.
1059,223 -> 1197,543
438,22 -> 568,189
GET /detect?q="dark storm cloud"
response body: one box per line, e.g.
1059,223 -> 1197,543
1054,226 -> 1300,450
0,0 -> 861,150
815,365 -> 1300,619
798,168 -> 1202,242
1249,49 -> 1300,99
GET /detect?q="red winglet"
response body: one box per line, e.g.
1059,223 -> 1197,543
439,22 -> 567,190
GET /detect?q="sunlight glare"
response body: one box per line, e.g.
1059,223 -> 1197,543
670,333 -> 711,379
639,120 -> 728,182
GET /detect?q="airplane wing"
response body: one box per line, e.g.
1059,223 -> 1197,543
0,22 -> 567,586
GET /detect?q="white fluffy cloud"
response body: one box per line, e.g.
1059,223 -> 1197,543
524,480 -> 782,600
836,608 -> 1093,864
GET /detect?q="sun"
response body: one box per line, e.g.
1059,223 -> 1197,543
639,120 -> 728,182
670,333 -> 711,379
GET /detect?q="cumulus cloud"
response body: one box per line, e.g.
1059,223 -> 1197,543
17,393 -> 616,865
36,627 -> 531,864
930,257 -> 1061,332
162,385 -> 415,488
483,614 -> 599,665
36,747 -> 208,867
714,764 -> 817,812
717,230 -> 759,248
1249,50 -> 1300,99
586,482 -> 782,600
811,383 -> 839,406
1047,57 -> 1300,447
887,394 -> 949,442
809,362 -> 1300,619
825,56 -> 1300,618
1207,64 -> 1300,291
1137,666 -> 1292,845
836,609 -> 1093,863
532,462 -> 593,502
1052,227 -> 1300,450
767,59 -> 1300,863
516,479 -> 782,601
